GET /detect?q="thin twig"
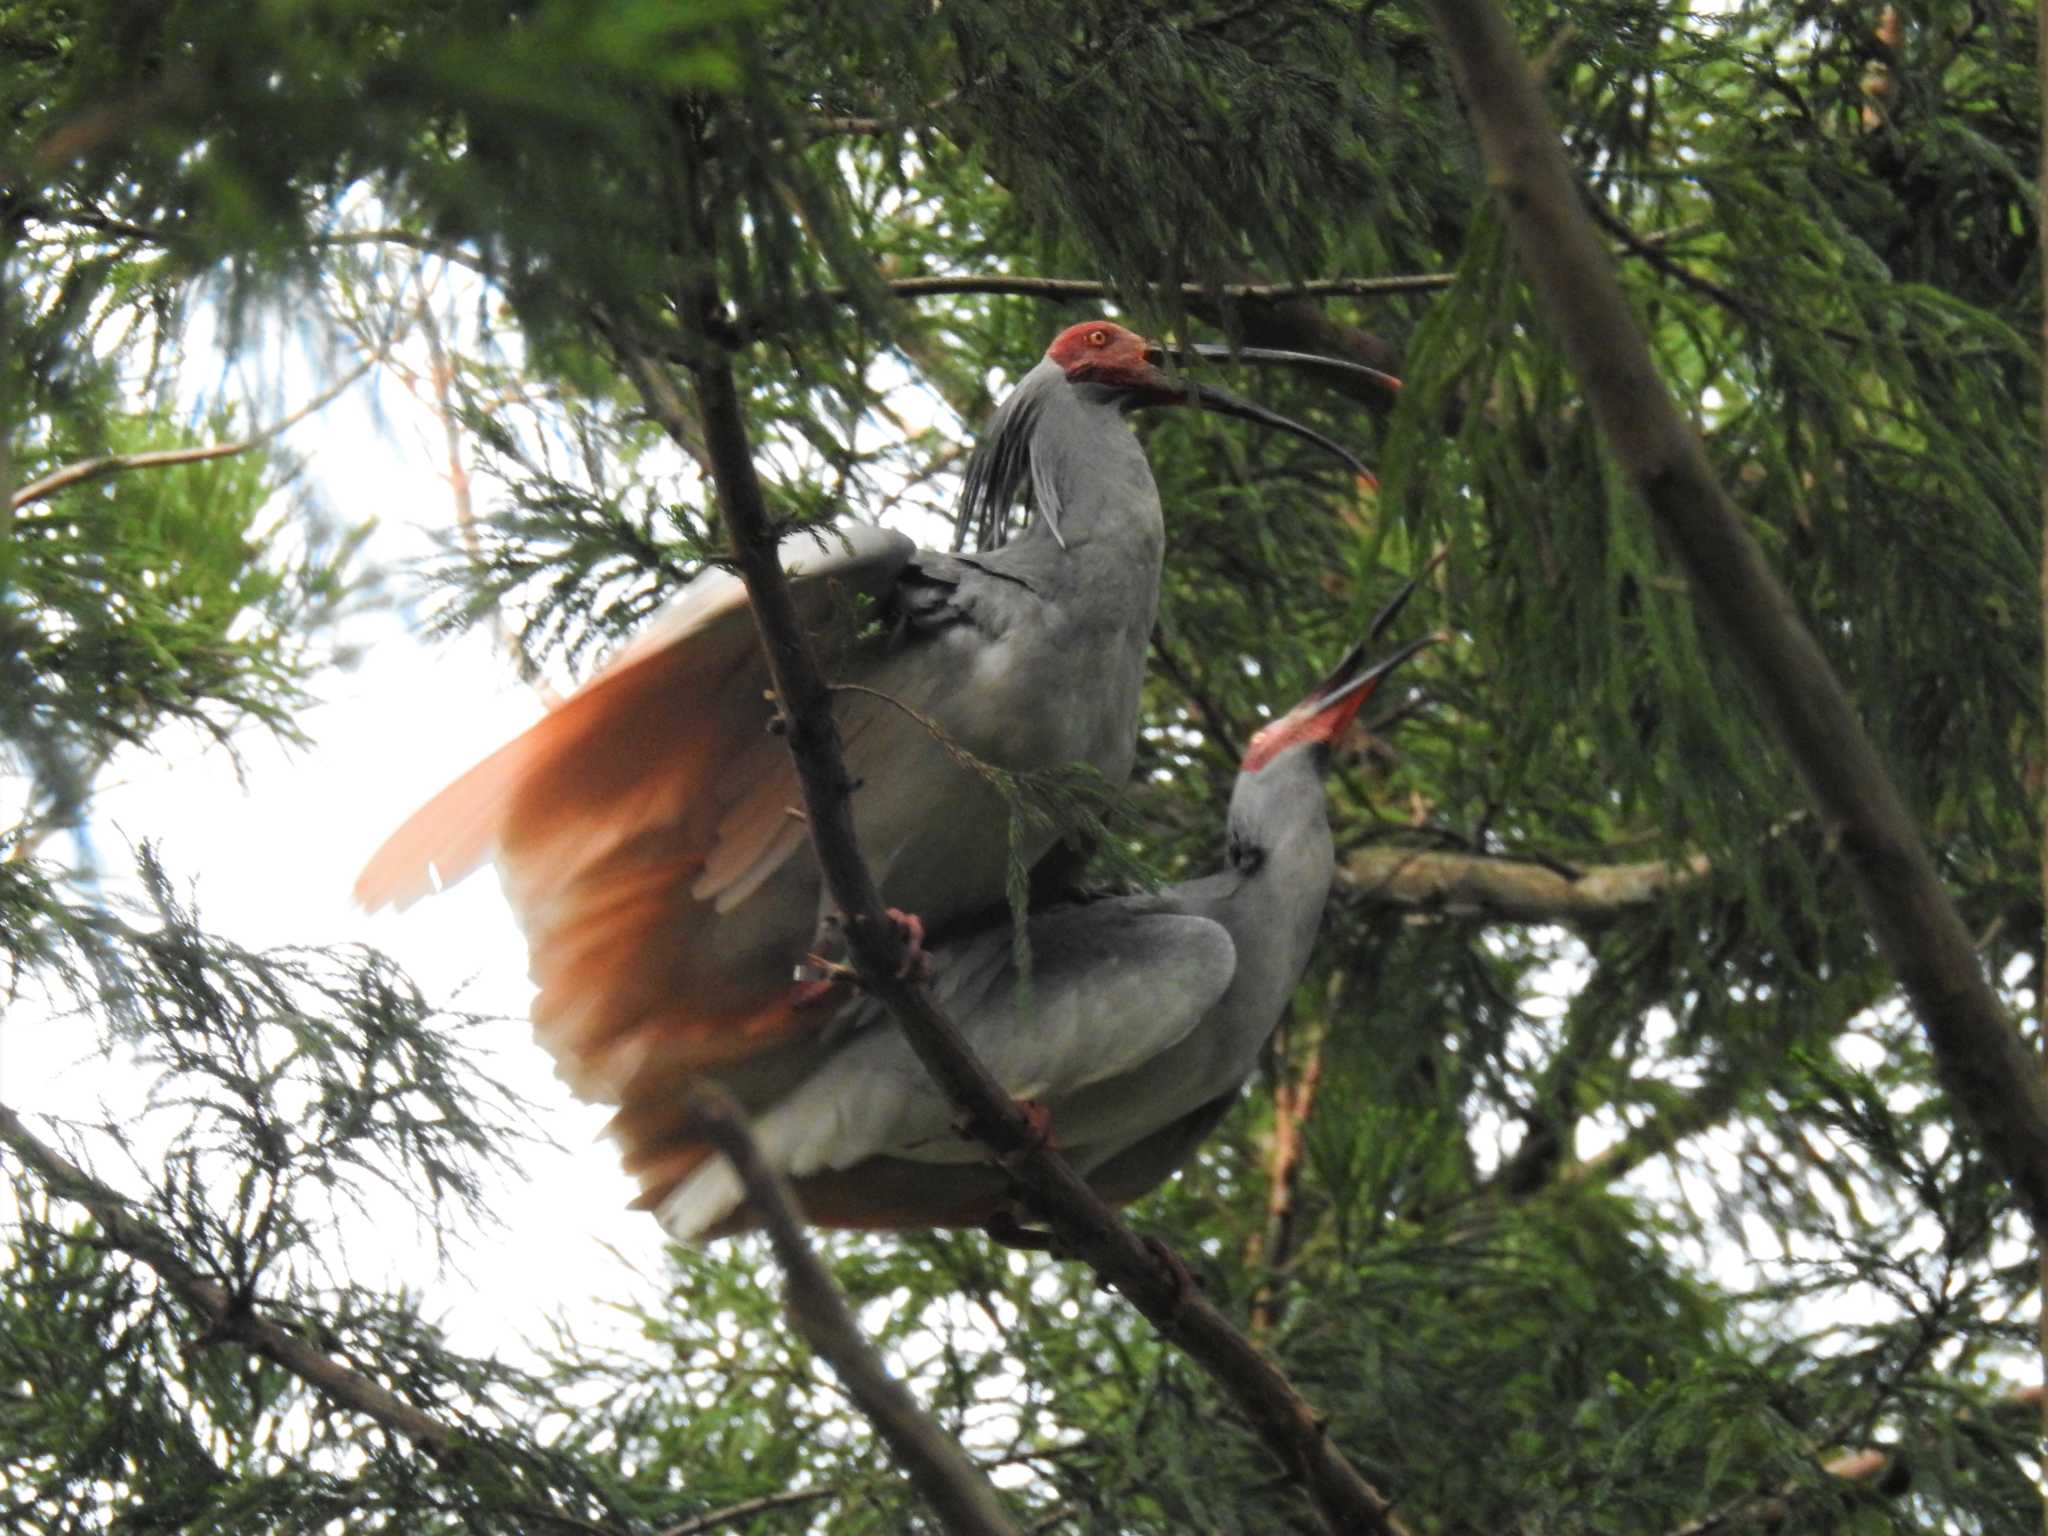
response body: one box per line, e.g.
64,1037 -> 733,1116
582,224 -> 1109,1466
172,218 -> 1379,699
2034,0 -> 2048,1496
11,356 -> 379,511
869,274 -> 1456,303
625,325 -> 1413,1536
675,1084 -> 1021,1536
655,1487 -> 837,1536
1424,0 -> 2048,1231
0,1102 -> 627,1536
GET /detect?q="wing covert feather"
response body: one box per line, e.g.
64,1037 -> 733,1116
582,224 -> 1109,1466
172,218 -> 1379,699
355,522 -> 913,915
654,908 -> 1237,1239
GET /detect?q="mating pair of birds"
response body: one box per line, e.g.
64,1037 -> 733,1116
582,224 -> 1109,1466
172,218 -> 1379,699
356,320 -> 1430,1242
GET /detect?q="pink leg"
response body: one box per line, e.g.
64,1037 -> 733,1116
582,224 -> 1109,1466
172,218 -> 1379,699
884,907 -> 933,980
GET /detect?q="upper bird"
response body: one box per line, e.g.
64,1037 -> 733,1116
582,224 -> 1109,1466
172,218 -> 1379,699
356,320 -> 1389,1205
651,608 -> 1437,1240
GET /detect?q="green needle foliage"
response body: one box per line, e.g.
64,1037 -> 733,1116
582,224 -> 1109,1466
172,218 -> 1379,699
4,0 -> 2045,1530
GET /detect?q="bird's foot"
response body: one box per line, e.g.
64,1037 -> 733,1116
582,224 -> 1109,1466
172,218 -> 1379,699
954,1098 -> 1057,1161
883,907 -> 933,981
1012,1097 -> 1055,1154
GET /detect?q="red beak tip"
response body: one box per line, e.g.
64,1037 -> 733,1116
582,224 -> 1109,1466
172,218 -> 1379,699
1357,470 -> 1380,491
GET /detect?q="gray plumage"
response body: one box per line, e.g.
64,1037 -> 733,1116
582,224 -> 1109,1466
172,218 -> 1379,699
658,642 -> 1411,1240
355,322 -> 1377,1212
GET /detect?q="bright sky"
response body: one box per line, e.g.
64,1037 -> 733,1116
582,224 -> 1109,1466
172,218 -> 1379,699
10,357 -> 683,1358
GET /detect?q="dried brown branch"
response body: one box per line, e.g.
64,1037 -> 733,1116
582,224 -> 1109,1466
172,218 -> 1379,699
1339,845 -> 1710,924
625,327 -> 1412,1536
1424,0 -> 2048,1230
674,1084 -> 1022,1536
11,355 -> 379,511
1247,998 -> 1330,1336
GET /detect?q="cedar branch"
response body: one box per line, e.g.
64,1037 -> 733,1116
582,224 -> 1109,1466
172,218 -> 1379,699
0,1100 -> 636,1536
0,1099 -> 460,1453
1423,0 -> 2048,1230
10,356 -> 379,511
675,1084 -> 1021,1536
626,330 -> 1412,1536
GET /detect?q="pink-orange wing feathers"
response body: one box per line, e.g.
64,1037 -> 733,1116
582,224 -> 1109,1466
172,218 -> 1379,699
356,524 -> 915,1132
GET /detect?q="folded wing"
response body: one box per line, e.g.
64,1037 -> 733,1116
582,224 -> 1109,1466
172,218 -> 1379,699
652,905 -> 1238,1239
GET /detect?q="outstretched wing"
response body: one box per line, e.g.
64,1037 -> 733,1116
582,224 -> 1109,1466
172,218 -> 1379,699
651,904 -> 1238,1239
355,522 -> 917,1092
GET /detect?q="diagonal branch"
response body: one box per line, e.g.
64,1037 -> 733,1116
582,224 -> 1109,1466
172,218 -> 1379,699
1423,0 -> 2048,1231
0,1100 -> 461,1452
675,1083 -> 1021,1536
623,331 -> 1412,1536
0,1099 -> 628,1536
11,356 -> 380,511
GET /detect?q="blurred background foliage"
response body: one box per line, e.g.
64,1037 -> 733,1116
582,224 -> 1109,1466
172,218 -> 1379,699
3,0 -> 2044,1529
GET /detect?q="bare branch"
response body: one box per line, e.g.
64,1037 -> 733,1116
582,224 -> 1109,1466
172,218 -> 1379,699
1423,0 -> 2048,1231
654,1487 -> 838,1536
868,273 -> 1455,303
2033,0 -> 2048,1486
0,1100 -> 460,1451
624,329 -> 1413,1536
674,1084 -> 1020,1535
11,356 -> 379,512
1339,846 -> 1711,924
0,1101 -> 648,1536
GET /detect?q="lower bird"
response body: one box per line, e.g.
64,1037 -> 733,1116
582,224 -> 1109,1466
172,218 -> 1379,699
648,602 -> 1436,1240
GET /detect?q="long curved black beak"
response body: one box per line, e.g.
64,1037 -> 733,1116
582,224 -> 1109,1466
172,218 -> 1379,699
1313,550 -> 1451,706
1164,341 -> 1403,398
1314,630 -> 1440,717
1139,342 -> 1395,487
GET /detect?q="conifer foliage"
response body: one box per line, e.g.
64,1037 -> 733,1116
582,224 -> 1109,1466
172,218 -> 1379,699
3,0 -> 2044,1530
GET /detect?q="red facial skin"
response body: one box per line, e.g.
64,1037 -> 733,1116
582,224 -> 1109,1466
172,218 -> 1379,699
1239,682 -> 1376,775
1044,320 -> 1180,402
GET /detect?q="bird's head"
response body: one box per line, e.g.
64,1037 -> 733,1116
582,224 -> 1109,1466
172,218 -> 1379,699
1044,321 -> 1393,485
1239,631 -> 1438,775
1240,555 -> 1445,776
960,318 -> 1396,551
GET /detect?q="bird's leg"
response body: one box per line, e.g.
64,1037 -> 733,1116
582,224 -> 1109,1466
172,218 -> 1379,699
952,1097 -> 1057,1158
881,907 -> 933,981
800,901 -> 932,986
1009,1096 -> 1055,1154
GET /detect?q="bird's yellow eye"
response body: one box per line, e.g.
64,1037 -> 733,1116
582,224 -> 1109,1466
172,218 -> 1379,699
1088,328 -> 1109,347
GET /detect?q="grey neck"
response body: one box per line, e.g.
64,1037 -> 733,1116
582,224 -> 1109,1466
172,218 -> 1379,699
1215,745 -> 1337,994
